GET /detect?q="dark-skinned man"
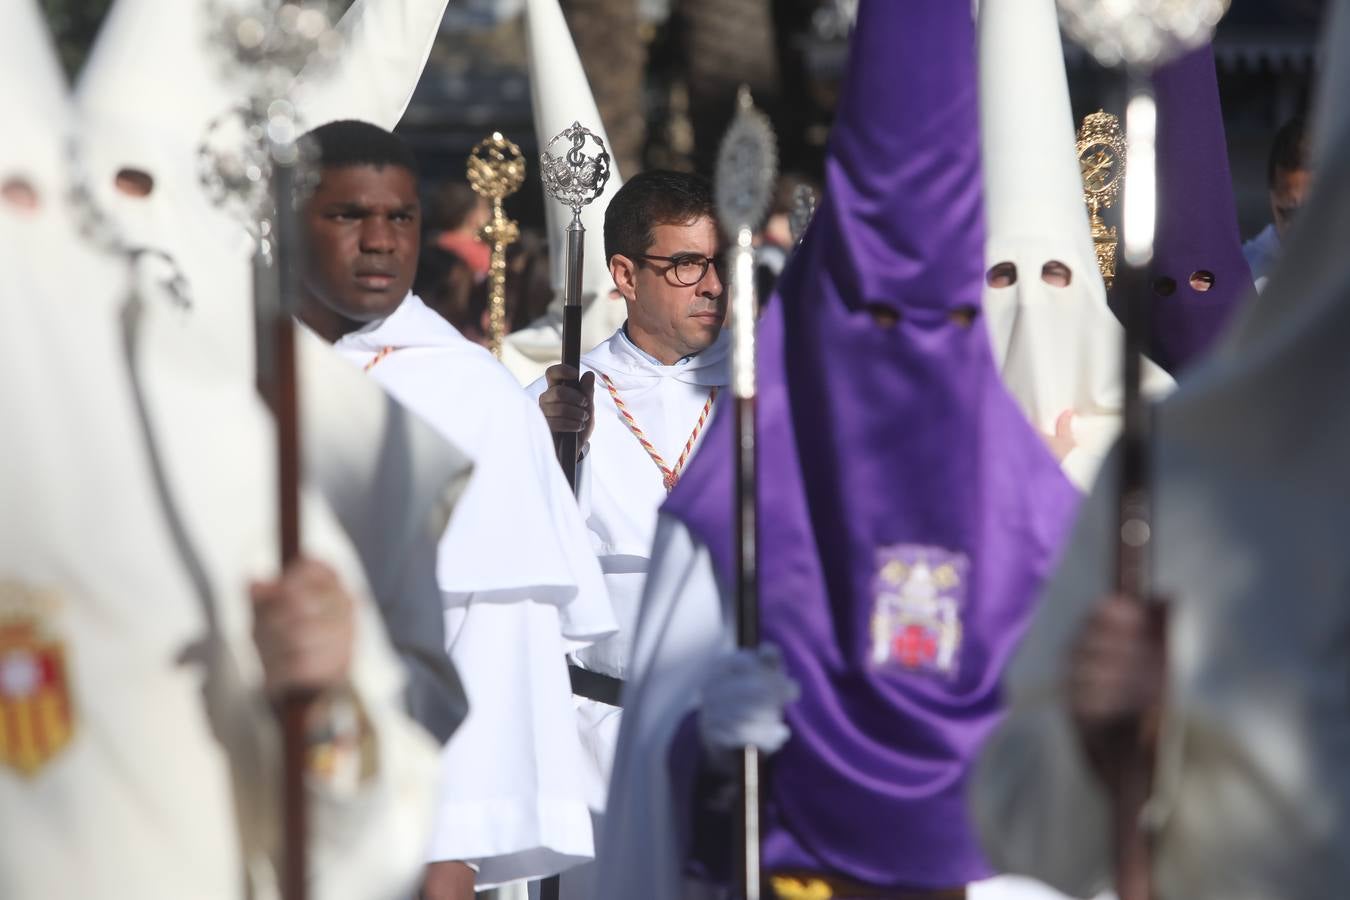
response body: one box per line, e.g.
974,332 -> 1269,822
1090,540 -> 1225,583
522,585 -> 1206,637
297,120 -> 617,900
526,169 -> 730,900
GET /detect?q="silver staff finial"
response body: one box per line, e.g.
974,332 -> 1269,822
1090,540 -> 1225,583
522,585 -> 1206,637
200,1 -> 341,257
1057,0 -> 1231,69
540,121 -> 610,222
715,85 -> 777,242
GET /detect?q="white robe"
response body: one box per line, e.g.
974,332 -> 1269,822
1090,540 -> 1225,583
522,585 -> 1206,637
0,157 -> 439,900
334,295 -> 618,886
524,326 -> 728,899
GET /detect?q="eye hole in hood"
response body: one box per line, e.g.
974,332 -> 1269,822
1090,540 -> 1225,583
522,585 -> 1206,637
1189,269 -> 1215,292
1,177 -> 40,211
1040,260 -> 1071,287
986,261 -> 1017,288
114,168 -> 155,198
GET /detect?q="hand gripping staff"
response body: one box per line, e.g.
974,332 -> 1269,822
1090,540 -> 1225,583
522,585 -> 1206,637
201,3 -> 343,898
1055,2 -> 1232,897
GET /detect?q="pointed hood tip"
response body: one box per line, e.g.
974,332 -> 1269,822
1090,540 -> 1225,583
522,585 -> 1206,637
523,0 -> 623,303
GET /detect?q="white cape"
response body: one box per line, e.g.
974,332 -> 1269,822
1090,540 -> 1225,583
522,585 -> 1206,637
335,295 -> 617,885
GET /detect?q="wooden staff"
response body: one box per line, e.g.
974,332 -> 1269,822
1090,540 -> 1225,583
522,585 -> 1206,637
253,128 -> 312,900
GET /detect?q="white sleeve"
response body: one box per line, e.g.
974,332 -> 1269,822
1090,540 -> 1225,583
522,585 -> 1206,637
593,515 -> 730,900
291,0 -> 452,130
424,598 -> 596,886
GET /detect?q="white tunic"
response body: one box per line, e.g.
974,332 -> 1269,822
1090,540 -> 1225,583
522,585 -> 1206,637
525,327 -> 729,799
334,295 -> 618,886
522,326 -> 727,899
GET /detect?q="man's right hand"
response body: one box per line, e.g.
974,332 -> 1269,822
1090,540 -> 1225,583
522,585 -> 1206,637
538,364 -> 596,457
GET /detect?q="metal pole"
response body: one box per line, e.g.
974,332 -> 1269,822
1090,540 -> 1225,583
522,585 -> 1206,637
730,225 -> 761,900
1111,72 -> 1160,900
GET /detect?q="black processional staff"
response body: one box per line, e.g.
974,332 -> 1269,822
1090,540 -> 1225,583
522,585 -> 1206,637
713,85 -> 778,900
1056,2 -> 1233,898
201,4 -> 345,898
537,121 -> 610,900
541,122 -> 610,493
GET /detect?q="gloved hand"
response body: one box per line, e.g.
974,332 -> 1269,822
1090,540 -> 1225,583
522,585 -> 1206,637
697,644 -> 800,763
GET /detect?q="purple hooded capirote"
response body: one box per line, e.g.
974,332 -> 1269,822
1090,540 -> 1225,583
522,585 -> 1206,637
1131,44 -> 1254,374
662,0 -> 1079,890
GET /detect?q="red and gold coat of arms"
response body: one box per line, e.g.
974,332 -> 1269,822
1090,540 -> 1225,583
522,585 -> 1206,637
0,582 -> 75,777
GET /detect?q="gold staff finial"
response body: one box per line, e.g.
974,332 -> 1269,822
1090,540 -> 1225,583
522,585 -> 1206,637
467,132 -> 525,358
1076,110 -> 1127,289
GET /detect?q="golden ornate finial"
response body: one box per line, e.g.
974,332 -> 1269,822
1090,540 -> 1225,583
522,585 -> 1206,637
1076,110 -> 1127,290
467,132 -> 525,358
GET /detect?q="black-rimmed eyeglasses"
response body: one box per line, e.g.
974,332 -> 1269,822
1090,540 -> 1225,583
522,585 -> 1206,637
637,253 -> 725,287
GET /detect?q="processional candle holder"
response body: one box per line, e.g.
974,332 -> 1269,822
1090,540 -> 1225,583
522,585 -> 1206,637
467,132 -> 525,359
1077,110 -> 1127,289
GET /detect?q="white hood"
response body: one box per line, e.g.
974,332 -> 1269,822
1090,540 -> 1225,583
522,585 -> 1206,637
978,0 -> 1174,490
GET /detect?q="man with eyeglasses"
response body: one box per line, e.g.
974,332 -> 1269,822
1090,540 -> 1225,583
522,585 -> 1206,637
529,168 -> 729,900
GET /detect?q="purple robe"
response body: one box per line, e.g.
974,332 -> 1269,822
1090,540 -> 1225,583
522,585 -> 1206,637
1137,45 -> 1255,374
662,0 -> 1079,889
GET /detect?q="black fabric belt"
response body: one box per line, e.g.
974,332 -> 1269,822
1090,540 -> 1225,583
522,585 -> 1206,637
568,663 -> 625,708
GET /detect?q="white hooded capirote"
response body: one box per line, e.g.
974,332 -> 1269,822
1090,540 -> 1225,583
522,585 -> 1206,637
978,0 -> 1173,491
0,11 -> 441,898
71,0 -> 479,743
498,0 -> 629,385
0,0 -> 70,205
973,0 -> 1350,896
72,0 -> 454,372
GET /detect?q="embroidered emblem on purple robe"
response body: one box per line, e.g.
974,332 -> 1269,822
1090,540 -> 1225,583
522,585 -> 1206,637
869,545 -> 968,678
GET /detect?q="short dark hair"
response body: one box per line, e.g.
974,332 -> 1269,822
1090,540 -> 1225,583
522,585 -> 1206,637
1267,115 -> 1309,186
306,119 -> 420,177
603,170 -> 716,263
